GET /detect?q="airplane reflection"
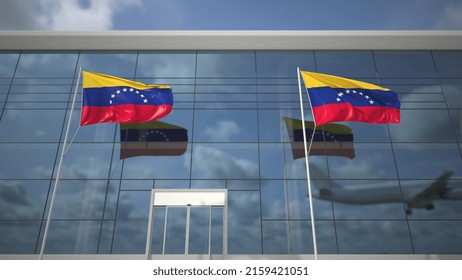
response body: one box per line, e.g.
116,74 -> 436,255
311,165 -> 462,215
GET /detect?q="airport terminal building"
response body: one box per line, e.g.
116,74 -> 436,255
0,31 -> 462,259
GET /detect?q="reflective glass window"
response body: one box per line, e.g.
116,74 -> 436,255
164,207 -> 187,254
315,51 -> 376,78
112,191 -> 151,254
288,179 -> 333,219
137,51 -> 196,79
0,143 -> 57,179
261,180 -> 287,219
433,51 -> 462,78
260,143 -> 285,179
188,207 -> 210,254
389,109 -> 457,142
0,221 -> 41,254
256,51 -> 315,78
441,79 -> 462,109
0,180 -> 49,220
197,51 -> 255,78
394,143 -> 462,179
410,221 -> 462,254
228,191 -> 261,254
262,220 -> 289,254
0,52 -> 19,78
78,51 -> 137,78
374,51 -> 437,78
191,143 -> 259,180
42,221 -> 101,254
336,220 -> 413,253
289,220 -> 338,254
15,52 -> 78,78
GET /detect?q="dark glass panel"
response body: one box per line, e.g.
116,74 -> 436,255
228,191 -> 261,254
190,180 -> 226,189
0,180 -> 49,220
191,143 -> 259,180
0,221 -> 41,254
336,220 -> 413,253
448,110 -> 462,142
97,221 -> 114,254
78,51 -> 137,78
389,109 -> 456,142
164,207 -> 187,254
433,51 -> 462,77
441,79 -> 462,109
120,180 -> 153,190
0,109 -> 65,142
210,207 -> 223,254
374,51 -> 437,78
197,51 -> 255,78
151,207 -> 166,254
42,221 -> 101,254
328,143 -> 398,180
284,157 -> 329,180
15,52 -> 78,78
193,109 -> 258,142
112,191 -> 151,254
137,51 -> 196,78
188,207 -> 210,254
226,180 -> 260,190
0,143 -> 57,179
315,51 -> 376,78
256,51 -> 315,78
288,179 -> 333,219
45,180 -> 107,219
393,143 -> 462,179
260,143 -> 285,179
410,221 -> 462,254
262,220 -> 289,254
0,52 -> 19,78
289,220 -> 338,254
154,180 -> 190,189
258,109 -> 293,142
330,180 -> 406,219
261,180 -> 287,219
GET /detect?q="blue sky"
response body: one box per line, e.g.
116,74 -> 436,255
0,0 -> 461,30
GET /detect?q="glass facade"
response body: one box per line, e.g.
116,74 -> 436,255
1,49 -> 462,256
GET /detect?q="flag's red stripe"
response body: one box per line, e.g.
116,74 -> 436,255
80,104 -> 173,126
312,103 -> 400,126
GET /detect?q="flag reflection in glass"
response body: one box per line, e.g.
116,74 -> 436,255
120,120 -> 188,159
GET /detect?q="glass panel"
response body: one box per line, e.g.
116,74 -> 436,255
0,180 -> 49,220
188,207 -> 210,254
449,110 -> 462,142
0,143 -> 57,179
0,221 -> 41,254
389,110 -> 456,142
164,207 -> 187,254
374,51 -> 437,78
121,180 -> 153,190
256,51 -> 315,78
137,51 -> 196,79
262,220 -> 289,254
259,109 -> 296,142
289,220 -> 338,254
78,51 -> 137,78
433,51 -> 462,78
394,143 -> 462,179
315,51 -> 376,78
210,207 -> 223,254
261,180 -> 287,219
336,220 -> 413,253
0,109 -> 65,142
42,221 -> 101,254
328,143 -> 398,180
97,221 -> 114,254
227,180 -> 260,190
197,51 -> 255,78
0,52 -> 19,78
441,79 -> 462,109
15,52 -> 78,78
410,221 -> 462,254
228,191 -> 261,254
151,207 -> 166,254
193,109 -> 258,142
288,179 -> 333,219
260,143 -> 285,179
191,143 -> 259,180
330,180 -> 406,219
112,191 -> 151,254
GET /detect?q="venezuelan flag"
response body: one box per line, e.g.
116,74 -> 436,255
81,71 -> 173,126
300,71 -> 400,126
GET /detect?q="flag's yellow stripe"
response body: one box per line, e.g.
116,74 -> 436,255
300,71 -> 389,91
83,71 -> 170,90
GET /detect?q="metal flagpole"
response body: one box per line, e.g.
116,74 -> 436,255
39,67 -> 82,260
296,67 -> 318,260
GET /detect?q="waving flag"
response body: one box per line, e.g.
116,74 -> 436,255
300,71 -> 400,126
81,71 -> 173,126
284,117 -> 355,159
120,120 -> 188,159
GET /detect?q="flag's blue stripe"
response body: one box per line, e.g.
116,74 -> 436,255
83,86 -> 173,107
121,128 -> 188,142
308,87 -> 400,109
293,129 -> 353,142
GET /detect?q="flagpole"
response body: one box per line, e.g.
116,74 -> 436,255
297,67 -> 318,260
39,67 -> 82,260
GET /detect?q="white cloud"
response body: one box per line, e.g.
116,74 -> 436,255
435,2 -> 462,29
204,121 -> 240,142
0,0 -> 141,30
